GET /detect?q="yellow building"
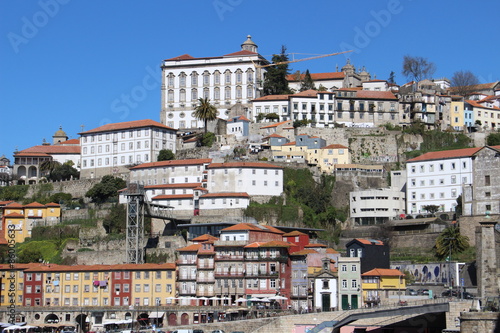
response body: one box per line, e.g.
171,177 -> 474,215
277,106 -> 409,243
450,97 -> 465,131
314,144 -> 349,174
0,263 -> 43,307
361,268 -> 405,306
1,202 -> 61,244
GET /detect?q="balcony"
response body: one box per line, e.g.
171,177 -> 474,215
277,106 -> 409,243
197,262 -> 215,269
197,277 -> 215,283
178,274 -> 197,281
177,259 -> 196,265
214,271 -> 244,277
215,254 -> 244,261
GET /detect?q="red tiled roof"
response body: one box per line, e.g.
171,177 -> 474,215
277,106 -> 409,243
362,268 -> 404,277
177,244 -> 202,252
406,147 -> 480,163
252,95 -> 290,102
260,120 -> 292,129
466,100 -> 500,110
286,72 -> 345,82
228,115 -> 251,122
152,194 -> 193,200
165,54 -> 196,61
130,158 -> 212,170
191,234 -> 219,242
221,223 -> 282,234
0,200 -> 14,206
207,162 -> 282,170
353,238 -> 384,245
244,242 -> 266,248
4,202 -> 23,208
326,248 -> 339,254
293,89 -> 318,97
79,119 -> 176,134
4,212 -> 24,218
224,50 -> 258,57
60,139 -> 80,145
321,144 -> 348,150
15,145 -> 80,155
283,141 -> 297,146
259,240 -> 293,248
262,225 -> 285,234
266,133 -> 285,138
45,202 -> 60,207
356,90 -> 398,100
24,202 -> 45,208
200,192 -> 250,198
290,249 -> 318,255
282,230 -> 306,237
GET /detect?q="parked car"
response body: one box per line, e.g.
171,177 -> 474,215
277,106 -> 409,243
211,330 -> 225,333
417,288 -> 430,295
441,289 -> 459,297
408,288 -> 418,295
462,292 -> 474,299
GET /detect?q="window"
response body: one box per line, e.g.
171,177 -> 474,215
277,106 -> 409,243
351,280 -> 358,289
351,265 -> 357,272
342,280 -> 347,289
341,265 -> 347,272
485,175 -> 491,186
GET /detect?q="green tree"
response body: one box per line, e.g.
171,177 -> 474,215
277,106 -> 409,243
194,97 -> 217,133
435,226 -> 469,260
85,175 -> 126,204
455,195 -> 462,217
263,45 -> 292,95
18,247 -> 43,263
200,132 -> 215,147
102,204 -> 127,234
293,119 -> 310,128
48,161 -> 79,181
388,71 -> 396,84
39,160 -> 62,178
422,204 -> 440,214
157,149 -> 175,161
265,113 -> 279,121
300,69 -> 316,91
486,132 -> 500,146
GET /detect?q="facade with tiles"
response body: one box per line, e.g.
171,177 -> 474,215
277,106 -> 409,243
79,119 -> 177,179
160,35 -> 268,130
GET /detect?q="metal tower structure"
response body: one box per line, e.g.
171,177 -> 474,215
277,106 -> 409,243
124,182 -> 175,264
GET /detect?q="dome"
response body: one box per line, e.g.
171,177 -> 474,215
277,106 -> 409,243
241,35 -> 258,53
54,126 -> 67,137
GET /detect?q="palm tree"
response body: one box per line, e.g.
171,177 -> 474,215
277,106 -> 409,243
194,97 -> 217,133
435,225 -> 469,260
39,160 -> 61,178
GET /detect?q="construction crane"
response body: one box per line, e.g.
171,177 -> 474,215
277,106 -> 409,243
253,50 -> 353,69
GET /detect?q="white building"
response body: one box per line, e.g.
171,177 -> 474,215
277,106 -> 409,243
79,119 -> 177,179
206,162 -> 283,198
312,258 -> 338,311
406,148 -> 477,215
349,188 -> 406,225
160,35 -> 269,130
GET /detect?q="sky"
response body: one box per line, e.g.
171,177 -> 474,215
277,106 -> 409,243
1,0 -> 499,159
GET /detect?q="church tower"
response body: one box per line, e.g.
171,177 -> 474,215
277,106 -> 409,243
241,35 -> 258,53
53,126 -> 68,145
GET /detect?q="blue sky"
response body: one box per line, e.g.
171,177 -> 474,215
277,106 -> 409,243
1,0 -> 499,159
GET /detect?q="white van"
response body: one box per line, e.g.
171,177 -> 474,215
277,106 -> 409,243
171,330 -> 194,333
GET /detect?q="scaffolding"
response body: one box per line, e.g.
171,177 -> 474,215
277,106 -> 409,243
124,183 -> 174,264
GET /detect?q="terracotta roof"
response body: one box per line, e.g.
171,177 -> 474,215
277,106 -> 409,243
293,89 -> 318,97
282,230 -> 307,237
283,141 -> 297,146
228,115 -> 251,122
191,234 -> 219,242
60,139 -> 80,145
466,100 -> 500,110
200,192 -> 250,198
224,50 -> 258,57
290,249 -> 318,255
130,158 -> 212,170
260,120 -> 292,129
353,238 -> 384,245
406,147 -> 480,163
0,237 -> 7,245
259,240 -> 293,248
321,144 -> 348,150
152,194 -> 193,200
4,202 -> 23,208
177,244 -> 202,252
145,183 -> 201,189
244,242 -> 266,248
265,133 -> 285,138
45,202 -> 60,207
286,72 -> 345,82
24,202 -> 45,208
164,54 -> 196,61
24,263 -> 175,272
326,248 -> 339,254
79,119 -> 176,134
252,95 -> 290,102
4,212 -> 24,218
262,225 -> 285,234
304,243 -> 327,248
221,223 -> 283,234
207,162 -> 282,170
355,90 -> 398,100
362,268 -> 404,277
0,200 -> 14,206
15,145 -> 80,155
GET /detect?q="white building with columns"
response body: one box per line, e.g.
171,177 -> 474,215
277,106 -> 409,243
160,35 -> 269,130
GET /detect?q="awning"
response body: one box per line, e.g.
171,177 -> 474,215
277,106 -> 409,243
148,312 -> 165,319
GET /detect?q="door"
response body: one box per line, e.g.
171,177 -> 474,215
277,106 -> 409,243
351,295 -> 358,309
341,295 -> 349,310
321,293 -> 330,312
